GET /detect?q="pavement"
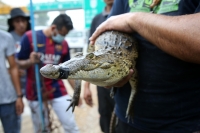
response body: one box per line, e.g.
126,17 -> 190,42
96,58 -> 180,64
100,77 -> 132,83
0,81 -> 102,133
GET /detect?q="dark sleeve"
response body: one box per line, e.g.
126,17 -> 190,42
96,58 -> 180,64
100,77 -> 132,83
90,16 -> 98,38
195,2 -> 200,13
17,34 -> 31,60
108,0 -> 130,18
62,41 -> 70,62
88,14 -> 103,44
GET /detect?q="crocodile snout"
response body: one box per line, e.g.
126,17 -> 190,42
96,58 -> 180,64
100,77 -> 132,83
40,64 -> 60,79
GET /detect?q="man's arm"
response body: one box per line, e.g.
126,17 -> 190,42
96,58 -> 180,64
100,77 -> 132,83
17,33 -> 41,69
7,55 -> 24,115
17,52 -> 41,69
129,12 -> 200,64
7,55 -> 22,97
90,12 -> 200,64
83,81 -> 93,107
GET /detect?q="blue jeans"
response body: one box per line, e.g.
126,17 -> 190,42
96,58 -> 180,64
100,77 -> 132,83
0,102 -> 19,133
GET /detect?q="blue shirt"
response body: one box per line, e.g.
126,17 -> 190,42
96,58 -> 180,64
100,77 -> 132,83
110,0 -> 200,132
0,30 -> 17,104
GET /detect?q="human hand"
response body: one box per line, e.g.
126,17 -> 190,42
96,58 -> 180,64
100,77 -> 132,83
15,98 -> 24,115
19,69 -> 25,77
29,52 -> 41,64
89,13 -> 134,45
105,69 -> 134,89
84,85 -> 93,107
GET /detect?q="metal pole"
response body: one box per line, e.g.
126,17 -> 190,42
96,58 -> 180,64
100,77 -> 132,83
29,0 -> 46,132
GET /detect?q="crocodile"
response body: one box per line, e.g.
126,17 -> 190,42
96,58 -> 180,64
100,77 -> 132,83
40,31 -> 138,121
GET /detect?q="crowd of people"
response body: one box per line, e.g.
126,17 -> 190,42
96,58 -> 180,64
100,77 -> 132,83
1,0 -> 200,133
1,7 -> 80,133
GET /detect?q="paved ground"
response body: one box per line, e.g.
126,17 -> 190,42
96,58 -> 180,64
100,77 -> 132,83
0,81 -> 102,133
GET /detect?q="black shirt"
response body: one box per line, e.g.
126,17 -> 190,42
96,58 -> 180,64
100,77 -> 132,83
110,0 -> 200,132
89,10 -> 109,39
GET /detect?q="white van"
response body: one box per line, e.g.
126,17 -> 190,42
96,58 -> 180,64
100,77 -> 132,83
65,29 -> 89,54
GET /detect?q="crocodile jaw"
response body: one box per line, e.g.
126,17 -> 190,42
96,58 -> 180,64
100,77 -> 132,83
40,64 -> 61,79
67,67 -> 114,86
40,60 -> 125,87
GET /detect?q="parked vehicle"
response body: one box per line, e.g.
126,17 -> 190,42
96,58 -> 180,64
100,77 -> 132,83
65,29 -> 89,54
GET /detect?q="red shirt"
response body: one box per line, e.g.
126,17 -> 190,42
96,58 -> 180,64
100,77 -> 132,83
18,30 -> 70,100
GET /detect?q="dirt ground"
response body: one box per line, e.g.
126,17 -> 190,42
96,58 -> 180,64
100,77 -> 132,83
0,80 -> 102,133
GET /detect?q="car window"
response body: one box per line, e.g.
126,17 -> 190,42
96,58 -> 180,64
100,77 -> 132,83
67,31 -> 83,37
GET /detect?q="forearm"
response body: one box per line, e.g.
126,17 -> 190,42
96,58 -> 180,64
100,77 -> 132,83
84,82 -> 90,89
10,66 -> 22,96
17,59 -> 32,69
129,12 -> 200,63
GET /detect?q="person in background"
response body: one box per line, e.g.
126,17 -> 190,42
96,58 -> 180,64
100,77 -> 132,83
17,14 -> 80,133
89,0 -> 200,132
0,29 -> 24,133
83,1 -> 115,133
8,8 -> 31,46
7,8 -> 31,132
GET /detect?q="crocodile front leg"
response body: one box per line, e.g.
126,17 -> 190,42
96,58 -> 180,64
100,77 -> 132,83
110,87 -> 117,99
126,73 -> 137,123
66,80 -> 81,112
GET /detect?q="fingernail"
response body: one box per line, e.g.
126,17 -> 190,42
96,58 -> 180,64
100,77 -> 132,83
130,69 -> 134,75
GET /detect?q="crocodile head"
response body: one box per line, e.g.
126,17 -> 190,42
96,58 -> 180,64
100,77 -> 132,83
40,31 -> 137,87
40,49 -> 131,87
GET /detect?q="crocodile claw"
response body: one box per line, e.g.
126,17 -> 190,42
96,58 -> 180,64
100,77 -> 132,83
125,104 -> 134,123
126,114 -> 134,123
66,98 -> 78,112
110,87 -> 117,99
66,80 -> 81,112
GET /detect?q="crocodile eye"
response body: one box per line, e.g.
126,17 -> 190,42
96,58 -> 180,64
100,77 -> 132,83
86,53 -> 95,59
